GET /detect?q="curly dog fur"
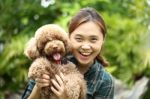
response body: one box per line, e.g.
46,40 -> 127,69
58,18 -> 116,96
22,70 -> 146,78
24,24 -> 87,99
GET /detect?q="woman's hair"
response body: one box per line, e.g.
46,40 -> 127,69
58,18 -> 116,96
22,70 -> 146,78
68,7 -> 109,66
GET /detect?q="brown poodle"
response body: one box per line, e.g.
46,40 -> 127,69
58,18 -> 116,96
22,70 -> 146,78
24,24 -> 87,99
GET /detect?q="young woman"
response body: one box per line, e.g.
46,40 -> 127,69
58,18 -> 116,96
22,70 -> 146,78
22,7 -> 114,99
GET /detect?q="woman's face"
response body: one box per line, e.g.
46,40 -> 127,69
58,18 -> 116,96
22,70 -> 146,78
69,21 -> 104,66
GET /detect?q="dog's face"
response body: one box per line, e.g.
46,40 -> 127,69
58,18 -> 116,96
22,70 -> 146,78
33,24 -> 71,61
44,39 -> 66,61
24,24 -> 71,61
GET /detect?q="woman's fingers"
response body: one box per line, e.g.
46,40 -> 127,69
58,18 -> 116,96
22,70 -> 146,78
35,78 -> 49,83
35,78 -> 49,88
51,73 -> 65,97
35,74 -> 50,88
42,74 -> 50,80
59,72 -> 65,81
51,86 -> 60,96
36,82 -> 49,88
55,74 -> 64,87
51,77 -> 61,91
36,74 -> 50,83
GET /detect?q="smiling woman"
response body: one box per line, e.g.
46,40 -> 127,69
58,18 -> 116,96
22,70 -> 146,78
67,7 -> 114,99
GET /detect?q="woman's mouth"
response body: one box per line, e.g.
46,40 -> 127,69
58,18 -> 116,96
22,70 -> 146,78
80,52 -> 91,56
78,51 -> 92,60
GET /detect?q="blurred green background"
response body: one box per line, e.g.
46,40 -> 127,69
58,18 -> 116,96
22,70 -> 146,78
0,0 -> 150,98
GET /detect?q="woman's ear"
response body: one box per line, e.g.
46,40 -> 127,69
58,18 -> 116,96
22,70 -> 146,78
24,37 -> 40,60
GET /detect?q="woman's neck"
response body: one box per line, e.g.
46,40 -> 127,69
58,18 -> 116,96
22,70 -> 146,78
77,61 -> 94,74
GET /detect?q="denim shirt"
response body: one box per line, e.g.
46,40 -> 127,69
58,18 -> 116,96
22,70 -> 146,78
22,56 -> 114,99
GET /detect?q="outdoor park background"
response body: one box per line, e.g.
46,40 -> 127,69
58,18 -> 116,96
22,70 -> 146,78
0,0 -> 150,99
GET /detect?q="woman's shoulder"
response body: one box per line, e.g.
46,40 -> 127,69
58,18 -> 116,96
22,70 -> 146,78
94,61 -> 114,96
97,61 -> 114,83
96,67 -> 114,98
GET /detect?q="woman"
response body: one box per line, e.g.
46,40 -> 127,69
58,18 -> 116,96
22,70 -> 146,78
22,7 -> 114,99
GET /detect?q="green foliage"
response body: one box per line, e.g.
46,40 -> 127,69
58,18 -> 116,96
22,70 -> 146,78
0,0 -> 150,97
102,0 -> 150,86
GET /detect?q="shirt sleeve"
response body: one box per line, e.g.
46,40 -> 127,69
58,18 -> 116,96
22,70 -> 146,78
22,79 -> 35,99
95,72 -> 114,99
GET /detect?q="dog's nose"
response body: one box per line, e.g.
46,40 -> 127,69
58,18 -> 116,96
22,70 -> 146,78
53,45 -> 58,49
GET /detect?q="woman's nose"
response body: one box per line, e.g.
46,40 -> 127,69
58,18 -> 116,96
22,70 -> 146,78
81,44 -> 91,50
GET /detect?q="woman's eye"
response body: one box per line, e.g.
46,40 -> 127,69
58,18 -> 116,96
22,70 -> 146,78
90,38 -> 97,43
75,38 -> 83,42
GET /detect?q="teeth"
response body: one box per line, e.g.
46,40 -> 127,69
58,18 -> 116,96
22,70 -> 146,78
80,52 -> 91,56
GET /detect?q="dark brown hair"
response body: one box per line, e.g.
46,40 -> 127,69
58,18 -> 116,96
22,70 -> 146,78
68,7 -> 109,66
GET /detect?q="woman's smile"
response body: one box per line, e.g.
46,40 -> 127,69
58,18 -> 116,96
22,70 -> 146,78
78,51 -> 91,60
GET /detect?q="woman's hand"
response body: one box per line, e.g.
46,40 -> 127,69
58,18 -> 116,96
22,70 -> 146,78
28,74 -> 50,99
35,74 -> 50,90
51,72 -> 67,99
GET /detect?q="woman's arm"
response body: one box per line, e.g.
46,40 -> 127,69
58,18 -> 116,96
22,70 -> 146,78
22,79 -> 35,99
27,84 -> 41,99
22,73 -> 67,99
22,74 -> 50,99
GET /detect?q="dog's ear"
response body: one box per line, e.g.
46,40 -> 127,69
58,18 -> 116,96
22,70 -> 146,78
61,32 -> 72,55
24,37 -> 40,60
65,39 -> 72,54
